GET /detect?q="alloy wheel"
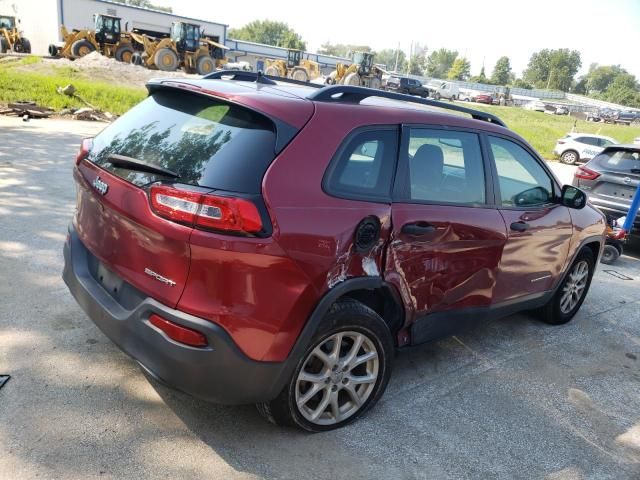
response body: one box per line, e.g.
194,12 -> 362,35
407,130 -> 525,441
560,260 -> 589,314
295,331 -> 379,426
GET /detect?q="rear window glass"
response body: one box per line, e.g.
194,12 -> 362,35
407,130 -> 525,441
89,90 -> 277,193
596,150 -> 640,172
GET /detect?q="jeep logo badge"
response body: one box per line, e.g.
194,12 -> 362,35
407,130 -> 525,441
92,176 -> 108,195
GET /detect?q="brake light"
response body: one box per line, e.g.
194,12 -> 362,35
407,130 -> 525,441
149,314 -> 208,347
149,184 -> 263,234
76,138 -> 93,165
574,166 -> 600,180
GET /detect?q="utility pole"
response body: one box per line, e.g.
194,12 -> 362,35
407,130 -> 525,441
394,42 -> 400,73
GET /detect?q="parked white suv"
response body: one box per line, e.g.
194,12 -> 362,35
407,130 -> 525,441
553,133 -> 618,164
428,81 -> 459,101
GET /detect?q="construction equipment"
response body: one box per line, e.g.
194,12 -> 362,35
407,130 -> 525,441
48,14 -> 136,62
130,21 -> 227,75
0,15 -> 31,53
326,51 -> 383,89
264,49 -> 320,82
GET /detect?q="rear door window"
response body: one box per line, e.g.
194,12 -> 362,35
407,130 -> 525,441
395,128 -> 486,205
89,90 -> 277,193
324,128 -> 398,202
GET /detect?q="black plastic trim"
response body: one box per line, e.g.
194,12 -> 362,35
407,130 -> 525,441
307,85 -> 507,127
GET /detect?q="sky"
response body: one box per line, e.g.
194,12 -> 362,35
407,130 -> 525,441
154,0 -> 640,79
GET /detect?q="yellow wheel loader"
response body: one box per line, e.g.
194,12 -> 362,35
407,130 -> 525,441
0,16 -> 31,53
48,14 -> 136,62
327,51 -> 383,89
264,49 -> 320,82
129,22 -> 227,75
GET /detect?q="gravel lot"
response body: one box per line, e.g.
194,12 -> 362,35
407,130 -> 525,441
1,116 -> 639,480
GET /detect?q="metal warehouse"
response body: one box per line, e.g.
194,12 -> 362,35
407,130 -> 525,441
9,0 -> 227,57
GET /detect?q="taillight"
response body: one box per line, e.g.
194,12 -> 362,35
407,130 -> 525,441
574,166 -> 600,181
149,314 -> 208,347
76,138 -> 93,165
149,184 -> 263,234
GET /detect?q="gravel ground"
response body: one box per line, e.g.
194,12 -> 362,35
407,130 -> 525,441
0,115 -> 639,479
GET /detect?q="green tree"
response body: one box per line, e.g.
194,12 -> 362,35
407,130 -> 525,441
110,0 -> 172,12
447,57 -> 471,81
585,64 -> 629,93
602,73 -> 640,107
228,20 -> 306,50
425,48 -> 458,78
490,56 -> 511,85
469,65 -> 489,84
523,48 -> 581,91
511,78 -> 533,89
317,43 -> 372,58
375,48 -> 406,72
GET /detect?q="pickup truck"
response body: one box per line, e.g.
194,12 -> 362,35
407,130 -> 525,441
427,81 -> 459,101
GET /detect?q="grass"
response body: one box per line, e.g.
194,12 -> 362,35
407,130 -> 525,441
0,57 -> 146,115
471,104 -> 640,158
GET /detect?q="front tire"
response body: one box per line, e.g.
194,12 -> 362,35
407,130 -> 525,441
154,48 -> 178,71
538,248 -> 595,325
560,150 -> 579,165
257,299 -> 393,432
71,39 -> 95,58
196,55 -> 215,75
115,45 -> 134,63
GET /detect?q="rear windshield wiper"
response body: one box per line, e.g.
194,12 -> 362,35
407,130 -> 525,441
106,154 -> 180,178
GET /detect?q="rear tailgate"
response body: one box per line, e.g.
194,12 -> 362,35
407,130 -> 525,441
73,84 -> 312,308
74,161 -> 192,307
589,149 -> 640,213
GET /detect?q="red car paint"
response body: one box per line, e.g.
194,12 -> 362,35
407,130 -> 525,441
71,79 -> 606,367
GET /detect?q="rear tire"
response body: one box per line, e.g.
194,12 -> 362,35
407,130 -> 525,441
537,248 -> 595,325
12,38 -> 30,53
71,39 -> 95,58
256,299 -> 393,432
115,45 -> 134,63
560,150 -> 579,165
154,48 -> 178,71
196,55 -> 215,75
600,244 -> 620,265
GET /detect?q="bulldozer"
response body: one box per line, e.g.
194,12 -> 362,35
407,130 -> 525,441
129,21 -> 227,75
0,15 -> 31,53
326,51 -> 383,89
264,49 -> 320,82
48,14 -> 136,62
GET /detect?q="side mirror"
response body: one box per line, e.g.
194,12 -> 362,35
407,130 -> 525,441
560,185 -> 587,210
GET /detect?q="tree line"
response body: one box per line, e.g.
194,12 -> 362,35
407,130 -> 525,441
228,19 -> 640,108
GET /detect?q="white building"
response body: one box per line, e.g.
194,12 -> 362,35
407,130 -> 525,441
225,38 -> 349,74
10,0 -> 227,56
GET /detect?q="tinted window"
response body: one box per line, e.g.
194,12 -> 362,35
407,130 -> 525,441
595,149 -> 640,172
89,90 -> 277,193
575,136 -> 599,146
398,129 -> 486,205
489,136 -> 554,207
599,138 -> 615,147
325,128 -> 398,201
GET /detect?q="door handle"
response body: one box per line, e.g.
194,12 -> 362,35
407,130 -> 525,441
510,221 -> 530,232
401,222 -> 436,236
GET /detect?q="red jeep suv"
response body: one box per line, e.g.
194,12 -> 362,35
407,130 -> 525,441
63,72 -> 606,432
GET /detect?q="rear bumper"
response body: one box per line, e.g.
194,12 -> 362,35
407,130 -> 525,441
62,226 -> 289,405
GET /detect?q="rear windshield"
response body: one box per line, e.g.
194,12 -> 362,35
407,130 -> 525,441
596,149 -> 640,172
89,90 -> 277,193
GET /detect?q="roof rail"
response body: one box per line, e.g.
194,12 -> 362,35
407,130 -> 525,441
307,85 -> 507,127
203,70 -> 323,89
